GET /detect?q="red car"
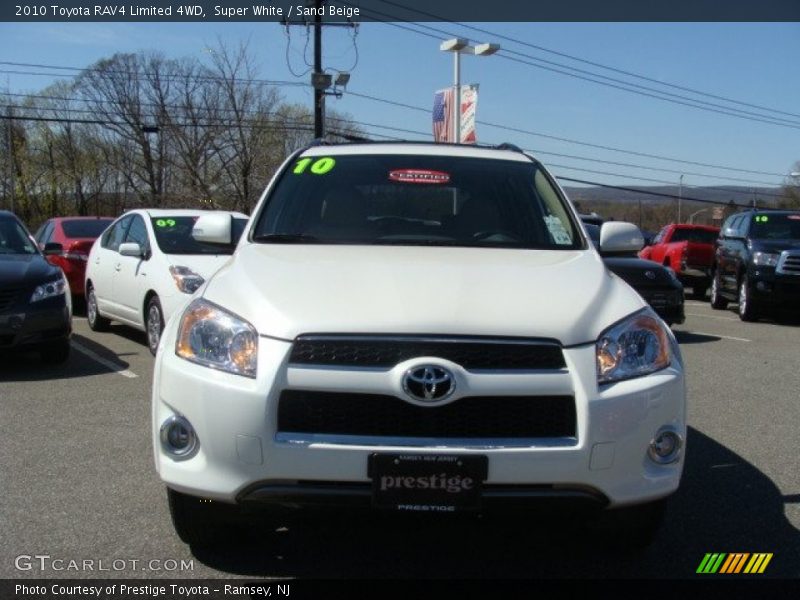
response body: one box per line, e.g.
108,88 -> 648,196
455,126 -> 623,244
33,217 -> 114,297
639,223 -> 720,298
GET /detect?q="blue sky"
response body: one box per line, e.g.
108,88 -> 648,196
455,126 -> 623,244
1,21 -> 798,196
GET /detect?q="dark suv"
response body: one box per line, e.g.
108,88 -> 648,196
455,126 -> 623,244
710,210 -> 800,321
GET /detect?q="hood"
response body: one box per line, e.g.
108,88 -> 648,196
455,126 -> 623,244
603,257 -> 681,288
749,239 -> 800,254
162,253 -> 233,281
201,244 -> 647,347
0,253 -> 62,288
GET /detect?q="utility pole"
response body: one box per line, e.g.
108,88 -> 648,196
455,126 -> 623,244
313,0 -> 323,138
5,105 -> 15,214
284,1 -> 356,140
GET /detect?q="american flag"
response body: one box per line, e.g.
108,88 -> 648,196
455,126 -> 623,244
432,88 -> 453,143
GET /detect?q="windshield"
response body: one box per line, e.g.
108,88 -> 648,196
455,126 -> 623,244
670,228 -> 718,244
750,214 -> 800,241
151,216 -> 248,255
0,216 -> 38,255
252,153 -> 583,249
62,218 -> 113,239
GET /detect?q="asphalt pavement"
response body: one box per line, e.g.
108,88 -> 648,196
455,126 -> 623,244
1,300 -> 798,579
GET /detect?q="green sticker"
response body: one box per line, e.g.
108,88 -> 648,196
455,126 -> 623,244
156,219 -> 176,227
293,157 -> 336,175
755,215 -> 769,223
156,219 -> 166,227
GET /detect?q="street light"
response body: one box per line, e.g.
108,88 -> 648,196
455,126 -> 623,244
687,208 -> 709,224
440,38 -> 499,144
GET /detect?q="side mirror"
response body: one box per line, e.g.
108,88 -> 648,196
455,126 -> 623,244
722,227 -> 741,239
599,222 -> 644,254
192,213 -> 233,245
119,242 -> 143,257
42,242 -> 63,256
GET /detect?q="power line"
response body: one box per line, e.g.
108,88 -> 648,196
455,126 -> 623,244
1,60 -> 791,178
354,11 -> 800,130
371,0 -> 800,121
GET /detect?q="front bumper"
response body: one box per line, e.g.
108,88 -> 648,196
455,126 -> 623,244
747,267 -> 800,308
152,322 -> 686,510
0,295 -> 71,351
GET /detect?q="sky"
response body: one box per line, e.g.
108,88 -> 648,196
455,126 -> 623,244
1,20 -> 799,200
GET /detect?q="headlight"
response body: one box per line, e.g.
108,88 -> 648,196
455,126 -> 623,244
176,299 -> 258,378
752,252 -> 779,267
169,265 -> 205,294
30,275 -> 67,302
596,308 -> 675,384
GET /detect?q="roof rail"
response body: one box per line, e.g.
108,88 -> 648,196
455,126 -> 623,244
493,143 -> 524,153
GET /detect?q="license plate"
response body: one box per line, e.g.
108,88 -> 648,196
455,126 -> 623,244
369,454 -> 488,513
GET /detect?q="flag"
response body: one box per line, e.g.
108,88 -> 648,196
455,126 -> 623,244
432,88 -> 453,143
433,86 -> 479,143
459,84 -> 479,144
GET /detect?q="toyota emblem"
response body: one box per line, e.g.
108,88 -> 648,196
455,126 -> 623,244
402,365 -> 455,402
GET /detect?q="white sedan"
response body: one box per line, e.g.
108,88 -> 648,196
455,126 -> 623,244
85,208 -> 248,354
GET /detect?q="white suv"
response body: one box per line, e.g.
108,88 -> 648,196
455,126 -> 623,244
152,143 -> 686,547
85,209 -> 248,354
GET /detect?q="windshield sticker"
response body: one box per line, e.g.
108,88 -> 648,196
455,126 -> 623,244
293,157 -> 336,175
754,216 -> 769,223
389,169 -> 451,184
543,215 -> 573,245
155,219 -> 177,228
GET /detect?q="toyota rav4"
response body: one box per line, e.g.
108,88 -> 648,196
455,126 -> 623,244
151,142 -> 686,548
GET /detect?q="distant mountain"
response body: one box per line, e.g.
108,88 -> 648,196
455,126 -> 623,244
561,184 -> 782,209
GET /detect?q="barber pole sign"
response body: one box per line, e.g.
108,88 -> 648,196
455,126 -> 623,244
459,84 -> 479,144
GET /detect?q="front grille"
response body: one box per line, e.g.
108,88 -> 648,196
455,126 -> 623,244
289,336 -> 566,370
277,390 -> 577,439
0,288 -> 21,312
777,251 -> 800,276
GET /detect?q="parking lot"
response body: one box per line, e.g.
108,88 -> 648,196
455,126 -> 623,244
1,299 -> 799,579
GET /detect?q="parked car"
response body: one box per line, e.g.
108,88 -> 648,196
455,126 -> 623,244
0,210 -> 71,363
33,216 -> 114,298
639,223 -> 719,298
152,142 -> 686,549
710,209 -> 800,321
85,209 -> 248,355
583,223 -> 685,326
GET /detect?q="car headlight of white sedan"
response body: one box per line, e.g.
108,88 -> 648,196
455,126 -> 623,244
176,299 -> 258,378
596,308 -> 680,384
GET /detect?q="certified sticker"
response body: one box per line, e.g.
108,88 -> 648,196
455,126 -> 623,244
389,169 -> 451,184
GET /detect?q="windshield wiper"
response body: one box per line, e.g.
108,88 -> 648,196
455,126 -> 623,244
252,233 -> 321,244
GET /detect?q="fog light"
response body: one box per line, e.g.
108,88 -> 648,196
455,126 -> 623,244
648,428 -> 683,464
160,415 -> 198,458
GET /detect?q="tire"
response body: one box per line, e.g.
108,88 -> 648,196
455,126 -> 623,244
145,295 -> 164,356
738,276 -> 759,322
40,340 -> 70,365
167,488 -> 239,548
709,271 -> 728,310
86,284 -> 110,331
589,499 -> 666,550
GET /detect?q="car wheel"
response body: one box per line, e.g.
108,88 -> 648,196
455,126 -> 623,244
167,488 -> 239,548
40,340 -> 70,365
146,295 -> 164,356
86,285 -> 110,331
709,271 -> 728,310
738,276 -> 759,322
589,499 -> 666,550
